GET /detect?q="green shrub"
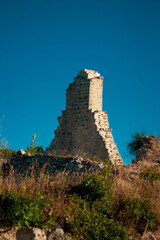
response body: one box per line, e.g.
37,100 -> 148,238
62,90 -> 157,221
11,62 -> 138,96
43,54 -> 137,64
70,163 -> 113,201
67,195 -> 128,240
0,148 -> 17,157
141,168 -> 160,183
70,174 -> 111,202
0,192 -> 54,227
26,146 -> 44,155
67,167 -> 128,240
113,196 -> 157,234
26,134 -> 44,155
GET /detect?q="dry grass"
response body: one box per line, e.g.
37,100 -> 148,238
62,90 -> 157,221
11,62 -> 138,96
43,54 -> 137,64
111,162 -> 160,237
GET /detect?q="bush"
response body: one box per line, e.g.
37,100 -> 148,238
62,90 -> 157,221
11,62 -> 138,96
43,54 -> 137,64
0,192 -> 54,227
26,134 -> 44,155
67,167 -> 128,240
141,168 -> 160,184
0,148 -> 17,157
26,146 -> 44,155
113,196 -> 157,234
70,174 -> 111,202
67,195 -> 128,240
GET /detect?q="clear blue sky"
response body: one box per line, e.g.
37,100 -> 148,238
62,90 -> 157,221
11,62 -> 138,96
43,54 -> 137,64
0,0 -> 160,164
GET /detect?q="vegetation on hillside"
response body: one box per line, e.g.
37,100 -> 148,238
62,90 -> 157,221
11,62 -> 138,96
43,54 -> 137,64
0,161 -> 159,239
0,148 -> 17,157
0,128 -> 160,239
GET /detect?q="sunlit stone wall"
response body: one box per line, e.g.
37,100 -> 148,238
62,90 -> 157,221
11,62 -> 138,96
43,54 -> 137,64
47,69 -> 123,165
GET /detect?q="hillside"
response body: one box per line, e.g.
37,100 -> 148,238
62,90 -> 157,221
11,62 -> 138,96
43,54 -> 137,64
0,136 -> 160,239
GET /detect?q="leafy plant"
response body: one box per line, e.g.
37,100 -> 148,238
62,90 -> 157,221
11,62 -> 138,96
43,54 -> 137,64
113,196 -> 157,234
67,166 -> 128,240
141,168 -> 160,183
70,174 -> 111,202
26,134 -> 44,155
0,192 -> 54,227
67,195 -> 128,240
27,146 -> 44,155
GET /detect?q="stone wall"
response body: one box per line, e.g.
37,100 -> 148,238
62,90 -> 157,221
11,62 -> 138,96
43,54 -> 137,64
47,69 -> 123,165
1,155 -> 104,175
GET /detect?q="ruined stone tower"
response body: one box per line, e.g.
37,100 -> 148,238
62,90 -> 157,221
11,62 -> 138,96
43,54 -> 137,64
47,69 -> 123,165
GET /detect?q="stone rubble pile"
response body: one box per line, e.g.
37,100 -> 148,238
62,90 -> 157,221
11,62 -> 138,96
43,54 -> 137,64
0,227 -> 73,240
1,153 -> 104,175
0,226 -> 158,240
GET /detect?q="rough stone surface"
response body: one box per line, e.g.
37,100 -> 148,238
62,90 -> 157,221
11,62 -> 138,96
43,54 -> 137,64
128,231 -> 157,240
0,227 -> 47,240
0,227 -> 159,240
47,69 -> 123,165
16,227 -> 47,240
0,227 -> 75,240
132,136 -> 160,164
48,228 -> 64,240
17,149 -> 26,156
142,231 -> 157,240
2,155 -> 104,175
0,227 -> 17,240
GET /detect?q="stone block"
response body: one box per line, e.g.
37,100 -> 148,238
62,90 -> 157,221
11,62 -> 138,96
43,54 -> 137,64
48,228 -> 64,240
78,69 -> 100,79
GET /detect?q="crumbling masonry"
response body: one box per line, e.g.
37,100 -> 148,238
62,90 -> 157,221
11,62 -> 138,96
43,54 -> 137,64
47,70 -> 123,165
